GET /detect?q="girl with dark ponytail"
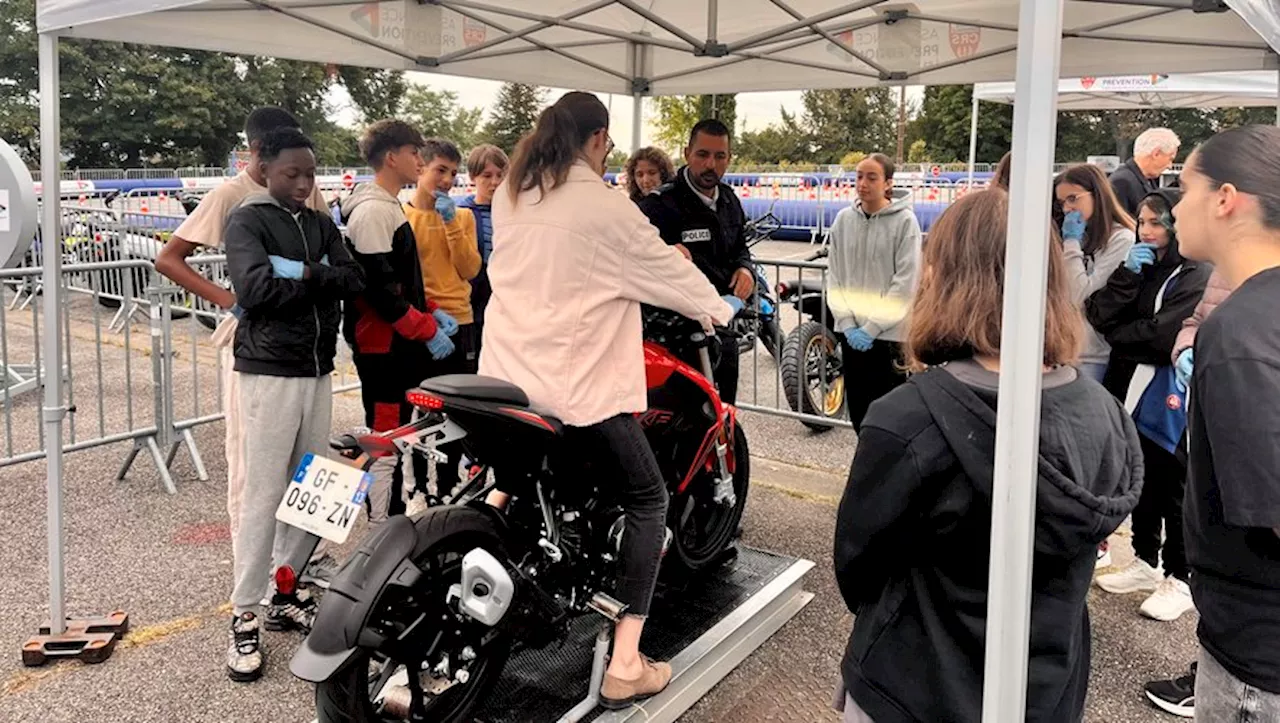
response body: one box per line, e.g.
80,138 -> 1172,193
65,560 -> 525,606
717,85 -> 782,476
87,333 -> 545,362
480,91 -> 740,709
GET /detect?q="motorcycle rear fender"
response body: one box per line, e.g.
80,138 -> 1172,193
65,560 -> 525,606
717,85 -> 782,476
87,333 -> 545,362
290,516 -> 422,683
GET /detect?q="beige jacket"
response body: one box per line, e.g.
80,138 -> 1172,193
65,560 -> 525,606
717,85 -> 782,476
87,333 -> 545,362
479,161 -> 735,427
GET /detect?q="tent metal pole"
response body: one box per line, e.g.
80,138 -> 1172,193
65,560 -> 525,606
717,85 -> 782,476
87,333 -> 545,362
981,0 -> 1063,721
967,94 -> 980,186
724,0 -> 888,53
1275,68 -> 1279,126
708,0 -> 718,43
38,31 -> 67,637
632,94 -> 643,153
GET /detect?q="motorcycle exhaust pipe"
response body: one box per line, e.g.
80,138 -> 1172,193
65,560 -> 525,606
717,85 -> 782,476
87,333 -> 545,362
587,592 -> 628,622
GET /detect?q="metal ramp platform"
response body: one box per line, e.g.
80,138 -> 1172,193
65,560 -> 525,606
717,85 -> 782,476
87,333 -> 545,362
476,546 -> 814,723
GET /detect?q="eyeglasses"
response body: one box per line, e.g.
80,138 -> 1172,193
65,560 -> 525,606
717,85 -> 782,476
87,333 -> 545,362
1058,192 -> 1087,206
605,135 -> 616,156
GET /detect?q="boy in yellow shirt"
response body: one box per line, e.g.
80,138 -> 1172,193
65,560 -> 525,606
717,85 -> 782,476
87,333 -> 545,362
405,138 -> 481,496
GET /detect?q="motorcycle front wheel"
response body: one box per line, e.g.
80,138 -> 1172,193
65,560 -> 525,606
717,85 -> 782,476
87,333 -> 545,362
668,424 -> 750,572
314,506 -> 511,723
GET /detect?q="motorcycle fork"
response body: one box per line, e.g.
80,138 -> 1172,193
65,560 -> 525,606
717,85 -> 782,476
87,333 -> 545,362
698,347 -> 737,508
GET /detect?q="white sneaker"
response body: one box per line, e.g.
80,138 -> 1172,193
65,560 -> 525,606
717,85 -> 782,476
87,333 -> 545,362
1140,577 -> 1195,622
1096,559 -> 1162,594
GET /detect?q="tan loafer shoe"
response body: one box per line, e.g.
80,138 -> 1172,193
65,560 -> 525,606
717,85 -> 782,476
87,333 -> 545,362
600,657 -> 673,710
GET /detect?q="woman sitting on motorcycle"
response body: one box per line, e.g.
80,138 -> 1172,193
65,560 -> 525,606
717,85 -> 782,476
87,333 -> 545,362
478,91 -> 739,709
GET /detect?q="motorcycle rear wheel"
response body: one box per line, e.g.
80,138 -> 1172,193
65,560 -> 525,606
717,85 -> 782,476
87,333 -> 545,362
668,424 -> 750,572
314,506 -> 511,723
779,321 -> 844,433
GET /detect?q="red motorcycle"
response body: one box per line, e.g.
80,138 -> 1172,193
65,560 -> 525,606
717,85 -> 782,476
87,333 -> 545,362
289,307 -> 750,723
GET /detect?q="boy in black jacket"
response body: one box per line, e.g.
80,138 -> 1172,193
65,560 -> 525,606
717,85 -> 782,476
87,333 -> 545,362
223,128 -> 364,683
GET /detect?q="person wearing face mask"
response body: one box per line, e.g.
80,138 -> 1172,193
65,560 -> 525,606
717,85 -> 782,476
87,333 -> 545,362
625,146 -> 676,203
405,137 -> 481,498
826,153 -> 922,432
457,144 -> 508,354
1084,188 -> 1210,624
1053,163 -> 1138,385
639,119 -> 755,404
480,91 -> 738,708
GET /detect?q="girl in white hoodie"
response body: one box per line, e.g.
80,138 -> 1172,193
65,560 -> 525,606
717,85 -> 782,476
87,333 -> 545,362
827,154 -> 923,432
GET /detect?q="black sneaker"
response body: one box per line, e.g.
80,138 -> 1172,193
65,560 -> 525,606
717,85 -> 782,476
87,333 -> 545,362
226,612 -> 263,682
1144,662 -> 1196,718
265,588 -> 318,633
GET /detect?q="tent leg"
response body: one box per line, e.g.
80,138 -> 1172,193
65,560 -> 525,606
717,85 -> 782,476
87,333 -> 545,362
631,93 -> 643,153
967,94 -> 980,186
38,31 -> 67,639
980,0 -> 1064,721
1275,68 -> 1279,126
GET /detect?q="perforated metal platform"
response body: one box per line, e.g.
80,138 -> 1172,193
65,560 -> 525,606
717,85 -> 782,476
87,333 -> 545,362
476,546 -> 814,723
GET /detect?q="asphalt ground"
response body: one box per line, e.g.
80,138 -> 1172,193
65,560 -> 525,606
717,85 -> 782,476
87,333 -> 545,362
0,245 -> 1198,722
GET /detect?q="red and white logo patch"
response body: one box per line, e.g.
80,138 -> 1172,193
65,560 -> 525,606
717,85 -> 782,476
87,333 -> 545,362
1166,394 -> 1182,411
1081,77 -> 1097,90
948,24 -> 982,58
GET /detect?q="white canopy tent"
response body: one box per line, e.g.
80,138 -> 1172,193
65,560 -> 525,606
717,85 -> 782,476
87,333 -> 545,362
964,69 -> 1280,181
27,1 -> 1280,720
977,69 -> 1280,109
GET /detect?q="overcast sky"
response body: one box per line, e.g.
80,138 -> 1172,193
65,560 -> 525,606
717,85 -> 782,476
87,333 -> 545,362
330,71 -> 807,149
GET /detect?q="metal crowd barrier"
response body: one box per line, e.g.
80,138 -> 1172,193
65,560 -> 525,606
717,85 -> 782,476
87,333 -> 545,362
1,206 -> 364,494
736,255 -> 853,430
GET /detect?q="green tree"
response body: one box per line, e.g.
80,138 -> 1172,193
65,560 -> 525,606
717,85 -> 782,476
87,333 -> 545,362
481,83 -> 546,154
338,66 -> 410,122
735,109 -> 811,165
800,88 -> 898,164
914,85 -> 1012,164
651,94 -> 739,155
402,85 -> 484,151
0,0 -> 404,167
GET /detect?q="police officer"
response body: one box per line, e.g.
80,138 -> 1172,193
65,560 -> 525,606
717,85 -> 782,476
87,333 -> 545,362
639,119 -> 754,403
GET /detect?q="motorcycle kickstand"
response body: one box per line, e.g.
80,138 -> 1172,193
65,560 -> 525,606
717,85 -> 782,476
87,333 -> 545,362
557,622 -> 613,723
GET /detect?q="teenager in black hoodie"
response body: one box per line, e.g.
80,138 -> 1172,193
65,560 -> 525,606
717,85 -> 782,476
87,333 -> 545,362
1085,189 -> 1210,623
833,189 -> 1143,723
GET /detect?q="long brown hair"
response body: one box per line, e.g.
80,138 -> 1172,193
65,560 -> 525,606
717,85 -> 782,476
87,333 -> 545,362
1053,163 -> 1135,257
507,91 -> 608,202
625,146 -> 675,202
906,189 -> 1082,371
991,151 -> 1012,190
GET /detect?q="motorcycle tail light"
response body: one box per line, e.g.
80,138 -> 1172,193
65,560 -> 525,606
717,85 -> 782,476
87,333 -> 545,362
405,390 -> 445,410
274,565 -> 297,596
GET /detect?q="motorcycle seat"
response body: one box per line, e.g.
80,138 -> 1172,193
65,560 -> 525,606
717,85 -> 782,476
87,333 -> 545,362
419,374 -> 530,407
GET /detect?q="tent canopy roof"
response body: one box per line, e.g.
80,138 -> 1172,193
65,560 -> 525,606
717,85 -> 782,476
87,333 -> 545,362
975,70 -> 1279,109
35,0 -> 1280,96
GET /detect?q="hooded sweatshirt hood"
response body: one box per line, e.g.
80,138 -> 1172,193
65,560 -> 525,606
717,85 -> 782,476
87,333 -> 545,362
339,181 -> 400,224
1140,187 -> 1185,269
914,362 -> 1142,556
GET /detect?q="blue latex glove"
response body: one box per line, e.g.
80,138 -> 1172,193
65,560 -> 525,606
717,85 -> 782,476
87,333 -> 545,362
229,303 -> 244,320
1061,210 -> 1087,243
1124,243 -> 1158,273
721,295 -> 745,317
434,191 -> 457,223
426,330 -> 455,360
1175,349 -> 1194,392
432,309 -> 459,337
844,327 -> 874,352
320,254 -> 330,267
759,297 -> 774,316
268,255 -> 304,280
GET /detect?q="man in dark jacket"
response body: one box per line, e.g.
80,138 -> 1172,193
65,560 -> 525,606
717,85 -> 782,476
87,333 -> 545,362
639,119 -> 754,403
223,127 -> 364,683
1109,127 -> 1180,216
343,120 -> 457,523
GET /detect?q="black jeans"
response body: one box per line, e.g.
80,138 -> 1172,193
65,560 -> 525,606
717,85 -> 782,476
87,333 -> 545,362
841,338 -> 907,433
425,323 -> 478,497
563,414 -> 669,617
1133,434 -> 1189,581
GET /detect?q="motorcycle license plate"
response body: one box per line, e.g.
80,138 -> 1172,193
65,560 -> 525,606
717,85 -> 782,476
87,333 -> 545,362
275,453 -> 372,544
